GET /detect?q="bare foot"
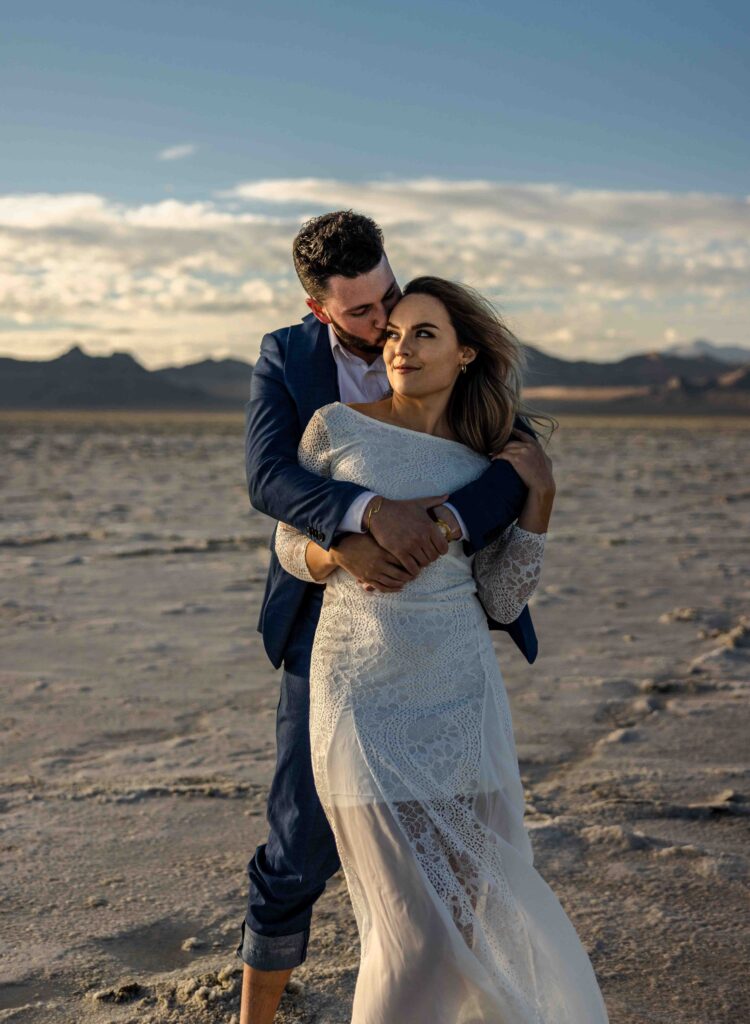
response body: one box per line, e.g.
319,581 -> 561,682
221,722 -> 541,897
239,963 -> 294,1024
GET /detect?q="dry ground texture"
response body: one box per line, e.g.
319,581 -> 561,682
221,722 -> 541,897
1,411 -> 748,1023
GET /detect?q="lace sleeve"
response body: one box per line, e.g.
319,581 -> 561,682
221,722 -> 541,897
272,407 -> 335,582
274,522 -> 317,582
473,524 -> 546,624
297,406 -> 334,476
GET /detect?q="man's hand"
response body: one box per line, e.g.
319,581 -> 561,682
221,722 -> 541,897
330,533 -> 417,593
364,495 -> 451,573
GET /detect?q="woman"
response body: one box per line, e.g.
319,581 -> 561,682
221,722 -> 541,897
273,277 -> 609,1023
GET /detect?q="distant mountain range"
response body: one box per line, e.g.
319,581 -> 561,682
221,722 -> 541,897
661,338 -> 750,364
1,337 -> 748,413
0,346 -> 253,410
522,342 -> 744,388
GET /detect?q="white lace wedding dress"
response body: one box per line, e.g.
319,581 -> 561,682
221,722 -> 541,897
274,402 -> 609,1024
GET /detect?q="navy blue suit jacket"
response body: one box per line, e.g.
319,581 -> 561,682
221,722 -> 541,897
244,313 -> 540,670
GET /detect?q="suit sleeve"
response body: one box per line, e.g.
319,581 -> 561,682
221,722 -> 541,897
244,331 -> 367,550
448,416 -> 537,555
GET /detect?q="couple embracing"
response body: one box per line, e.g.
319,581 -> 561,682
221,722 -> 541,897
236,211 -> 609,1023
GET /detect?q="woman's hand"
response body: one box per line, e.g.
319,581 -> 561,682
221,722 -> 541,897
302,540 -> 338,581
331,533 -> 417,592
490,427 -> 555,497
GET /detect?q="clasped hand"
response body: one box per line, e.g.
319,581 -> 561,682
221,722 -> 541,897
331,494 -> 451,593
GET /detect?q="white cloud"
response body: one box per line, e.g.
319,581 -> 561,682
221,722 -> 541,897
0,192 -> 111,228
157,144 -> 197,162
0,178 -> 748,367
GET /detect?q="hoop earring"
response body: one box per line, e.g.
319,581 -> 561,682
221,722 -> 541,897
460,363 -> 467,374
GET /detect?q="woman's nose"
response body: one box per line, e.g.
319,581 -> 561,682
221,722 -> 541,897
393,334 -> 412,355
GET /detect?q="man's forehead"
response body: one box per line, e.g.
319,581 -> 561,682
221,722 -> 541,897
325,256 -> 395,306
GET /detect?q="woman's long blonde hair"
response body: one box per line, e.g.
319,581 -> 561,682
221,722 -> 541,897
401,276 -> 557,453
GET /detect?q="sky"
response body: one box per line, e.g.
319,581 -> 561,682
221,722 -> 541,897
1,0 -> 748,367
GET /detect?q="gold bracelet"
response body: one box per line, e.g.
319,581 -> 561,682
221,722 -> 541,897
434,516 -> 454,541
366,496 -> 383,533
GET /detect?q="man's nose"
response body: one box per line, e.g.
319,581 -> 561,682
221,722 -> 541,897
372,303 -> 388,330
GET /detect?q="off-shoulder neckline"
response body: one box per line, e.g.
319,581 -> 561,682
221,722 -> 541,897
329,401 -> 486,457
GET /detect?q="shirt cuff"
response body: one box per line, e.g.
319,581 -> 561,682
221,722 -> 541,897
443,502 -> 468,541
338,490 -> 378,534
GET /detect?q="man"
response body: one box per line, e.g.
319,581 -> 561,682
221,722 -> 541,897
238,210 -> 538,1023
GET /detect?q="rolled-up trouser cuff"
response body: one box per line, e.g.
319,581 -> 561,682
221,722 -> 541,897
235,919 -> 309,970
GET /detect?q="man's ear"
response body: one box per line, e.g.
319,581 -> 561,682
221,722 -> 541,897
306,296 -> 332,325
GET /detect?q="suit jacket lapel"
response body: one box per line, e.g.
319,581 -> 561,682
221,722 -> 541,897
287,313 -> 340,426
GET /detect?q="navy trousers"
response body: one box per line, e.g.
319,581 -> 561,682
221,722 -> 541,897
237,588 -> 340,970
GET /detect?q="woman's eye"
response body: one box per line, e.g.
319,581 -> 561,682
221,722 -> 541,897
385,330 -> 399,340
416,330 -> 434,338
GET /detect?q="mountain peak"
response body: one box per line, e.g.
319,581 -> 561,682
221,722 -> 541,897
60,344 -> 87,359
56,344 -> 142,370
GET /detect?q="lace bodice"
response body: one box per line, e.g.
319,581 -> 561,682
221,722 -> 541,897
274,402 -> 546,624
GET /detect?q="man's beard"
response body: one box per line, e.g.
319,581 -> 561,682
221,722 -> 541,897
329,316 -> 386,357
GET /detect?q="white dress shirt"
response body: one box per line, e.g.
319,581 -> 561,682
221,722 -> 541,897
328,324 -> 468,539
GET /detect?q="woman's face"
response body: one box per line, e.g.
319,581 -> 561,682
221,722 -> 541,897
384,293 -> 477,399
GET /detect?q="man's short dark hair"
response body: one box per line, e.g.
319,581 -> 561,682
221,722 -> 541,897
292,210 -> 385,301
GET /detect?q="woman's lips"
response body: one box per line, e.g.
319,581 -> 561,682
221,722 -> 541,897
393,366 -> 419,374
